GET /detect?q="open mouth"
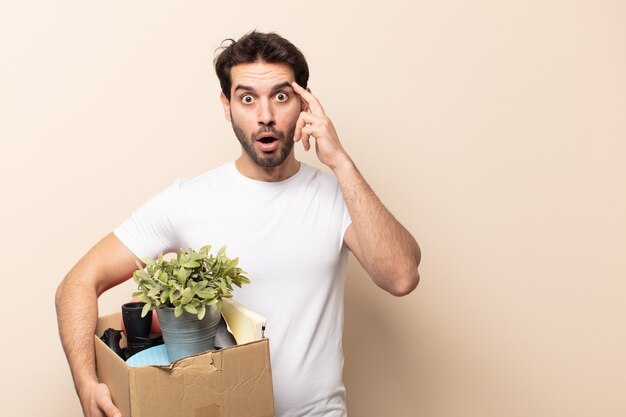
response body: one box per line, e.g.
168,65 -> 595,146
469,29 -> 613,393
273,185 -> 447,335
258,136 -> 278,144
255,134 -> 280,152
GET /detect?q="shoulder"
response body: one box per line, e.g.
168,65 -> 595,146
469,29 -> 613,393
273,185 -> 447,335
296,163 -> 346,203
299,163 -> 339,187
173,162 -> 234,195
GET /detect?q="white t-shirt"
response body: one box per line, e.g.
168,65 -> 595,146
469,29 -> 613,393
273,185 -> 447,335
114,161 -> 352,417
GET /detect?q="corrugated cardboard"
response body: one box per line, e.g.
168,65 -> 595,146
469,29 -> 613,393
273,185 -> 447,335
95,299 -> 274,417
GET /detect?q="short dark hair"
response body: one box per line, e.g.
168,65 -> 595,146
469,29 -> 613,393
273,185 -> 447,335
214,30 -> 309,100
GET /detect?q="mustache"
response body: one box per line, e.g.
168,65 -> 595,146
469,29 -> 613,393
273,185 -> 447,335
252,127 -> 284,140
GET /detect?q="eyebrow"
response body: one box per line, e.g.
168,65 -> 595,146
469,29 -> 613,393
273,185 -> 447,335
233,81 -> 293,95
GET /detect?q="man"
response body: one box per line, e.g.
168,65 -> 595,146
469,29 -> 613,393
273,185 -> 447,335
56,31 -> 420,417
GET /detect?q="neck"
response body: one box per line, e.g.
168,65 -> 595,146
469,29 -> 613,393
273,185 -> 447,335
235,154 -> 301,182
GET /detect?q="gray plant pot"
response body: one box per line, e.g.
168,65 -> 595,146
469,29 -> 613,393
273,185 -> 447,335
156,305 -> 221,362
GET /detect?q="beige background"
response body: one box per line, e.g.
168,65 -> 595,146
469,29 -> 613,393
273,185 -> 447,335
1,1 -> 625,416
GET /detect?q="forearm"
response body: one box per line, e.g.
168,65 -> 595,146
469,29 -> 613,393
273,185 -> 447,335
55,272 -> 101,405
334,158 -> 421,295
55,233 -> 135,417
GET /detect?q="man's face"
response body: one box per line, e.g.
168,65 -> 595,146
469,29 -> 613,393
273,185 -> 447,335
221,61 -> 304,168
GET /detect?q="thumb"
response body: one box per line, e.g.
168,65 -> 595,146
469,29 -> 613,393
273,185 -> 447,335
102,403 -> 121,417
96,388 -> 121,417
101,400 -> 121,417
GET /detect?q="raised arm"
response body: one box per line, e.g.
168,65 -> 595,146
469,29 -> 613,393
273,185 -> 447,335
55,233 -> 140,417
292,83 -> 420,296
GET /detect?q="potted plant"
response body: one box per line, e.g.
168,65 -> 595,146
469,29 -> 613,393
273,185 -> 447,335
132,245 -> 250,361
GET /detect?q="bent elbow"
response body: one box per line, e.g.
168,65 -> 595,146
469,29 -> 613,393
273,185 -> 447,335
390,268 -> 420,297
391,245 -> 422,297
55,279 -> 67,312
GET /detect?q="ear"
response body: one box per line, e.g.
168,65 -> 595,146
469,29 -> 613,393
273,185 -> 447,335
220,92 -> 231,122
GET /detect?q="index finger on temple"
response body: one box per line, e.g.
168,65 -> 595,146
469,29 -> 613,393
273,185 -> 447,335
291,82 -> 325,115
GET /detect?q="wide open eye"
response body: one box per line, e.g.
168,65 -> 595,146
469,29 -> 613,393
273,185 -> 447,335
275,92 -> 288,102
242,95 -> 254,104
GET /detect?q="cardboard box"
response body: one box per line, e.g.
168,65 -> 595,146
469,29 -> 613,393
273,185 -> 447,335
95,299 -> 274,417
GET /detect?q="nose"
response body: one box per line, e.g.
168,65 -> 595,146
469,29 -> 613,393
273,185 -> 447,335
257,99 -> 275,126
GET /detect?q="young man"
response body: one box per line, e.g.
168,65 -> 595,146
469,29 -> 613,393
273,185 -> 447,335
56,31 -> 420,417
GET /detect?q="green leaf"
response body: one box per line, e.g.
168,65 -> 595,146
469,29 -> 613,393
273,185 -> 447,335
169,289 -> 181,303
160,289 -> 170,304
148,286 -> 161,298
182,260 -> 200,268
197,305 -> 206,320
181,287 -> 194,305
135,269 -> 150,281
176,267 -> 188,285
174,305 -> 183,317
141,302 -> 152,318
196,290 -> 217,299
136,293 -> 150,303
184,304 -> 198,315
217,245 -> 227,257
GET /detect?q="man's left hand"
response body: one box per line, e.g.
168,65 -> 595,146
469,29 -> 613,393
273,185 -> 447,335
292,82 -> 351,171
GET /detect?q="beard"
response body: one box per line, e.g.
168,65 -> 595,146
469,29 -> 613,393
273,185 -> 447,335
231,118 -> 296,168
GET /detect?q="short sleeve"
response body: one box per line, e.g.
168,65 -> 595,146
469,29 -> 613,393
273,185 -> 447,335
335,177 -> 352,244
113,181 -> 182,259
340,197 -> 352,241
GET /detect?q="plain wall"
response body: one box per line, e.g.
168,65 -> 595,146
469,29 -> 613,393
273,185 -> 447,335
1,1 -> 624,416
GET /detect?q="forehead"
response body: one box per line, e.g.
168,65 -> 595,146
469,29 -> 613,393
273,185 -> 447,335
230,61 -> 295,92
